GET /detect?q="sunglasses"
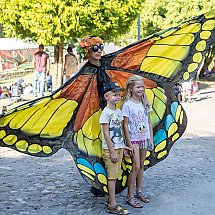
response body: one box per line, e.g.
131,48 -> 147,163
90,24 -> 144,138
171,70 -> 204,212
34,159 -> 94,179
92,44 -> 104,52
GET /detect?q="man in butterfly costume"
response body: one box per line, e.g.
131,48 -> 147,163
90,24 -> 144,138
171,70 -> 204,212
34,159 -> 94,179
0,10 -> 214,194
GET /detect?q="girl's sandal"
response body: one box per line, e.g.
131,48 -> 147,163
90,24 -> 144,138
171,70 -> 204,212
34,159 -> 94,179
126,196 -> 143,208
106,204 -> 129,215
105,197 -> 109,206
135,191 -> 150,203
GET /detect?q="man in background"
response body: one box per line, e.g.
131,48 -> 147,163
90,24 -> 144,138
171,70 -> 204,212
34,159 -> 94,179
33,44 -> 50,97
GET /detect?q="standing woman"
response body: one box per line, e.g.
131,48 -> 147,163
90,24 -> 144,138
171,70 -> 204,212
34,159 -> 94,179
63,47 -> 78,84
77,35 -> 107,197
77,35 -> 108,109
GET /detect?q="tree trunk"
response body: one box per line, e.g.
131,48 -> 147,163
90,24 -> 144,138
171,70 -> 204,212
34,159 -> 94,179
53,42 -> 64,89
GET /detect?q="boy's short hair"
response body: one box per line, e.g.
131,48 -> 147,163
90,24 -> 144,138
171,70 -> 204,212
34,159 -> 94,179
103,82 -> 122,94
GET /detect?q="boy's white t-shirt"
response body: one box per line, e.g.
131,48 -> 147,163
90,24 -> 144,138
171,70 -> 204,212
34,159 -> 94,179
99,107 -> 125,150
122,100 -> 151,142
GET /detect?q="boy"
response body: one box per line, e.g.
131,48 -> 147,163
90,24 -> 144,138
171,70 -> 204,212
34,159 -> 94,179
100,82 -> 129,215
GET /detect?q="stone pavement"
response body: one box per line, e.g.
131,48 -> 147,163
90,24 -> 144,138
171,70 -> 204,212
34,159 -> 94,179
1,133 -> 215,215
1,87 -> 215,215
0,149 -> 106,215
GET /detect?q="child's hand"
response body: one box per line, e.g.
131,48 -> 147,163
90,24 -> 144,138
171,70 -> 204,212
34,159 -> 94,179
127,145 -> 134,157
123,146 -> 131,156
150,141 -> 154,151
110,150 -> 118,163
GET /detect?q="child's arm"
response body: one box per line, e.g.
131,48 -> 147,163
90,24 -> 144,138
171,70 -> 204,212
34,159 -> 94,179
148,115 -> 154,151
101,123 -> 118,163
122,117 -> 134,156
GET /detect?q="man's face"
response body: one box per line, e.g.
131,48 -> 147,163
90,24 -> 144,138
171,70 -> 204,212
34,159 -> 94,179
39,46 -> 44,52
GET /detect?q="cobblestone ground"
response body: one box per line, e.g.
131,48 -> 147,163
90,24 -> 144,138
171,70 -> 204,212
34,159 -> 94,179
1,88 -> 215,215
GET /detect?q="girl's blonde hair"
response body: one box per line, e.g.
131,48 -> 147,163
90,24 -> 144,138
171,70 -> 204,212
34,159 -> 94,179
124,75 -> 151,109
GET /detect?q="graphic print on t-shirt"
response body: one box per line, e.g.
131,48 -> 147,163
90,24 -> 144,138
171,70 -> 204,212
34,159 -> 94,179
130,110 -> 149,140
109,113 -> 124,146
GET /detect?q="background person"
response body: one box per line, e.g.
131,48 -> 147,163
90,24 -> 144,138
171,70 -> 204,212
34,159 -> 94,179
23,83 -> 33,95
63,47 -> 78,84
46,74 -> 53,92
181,80 -> 192,103
33,44 -> 50,97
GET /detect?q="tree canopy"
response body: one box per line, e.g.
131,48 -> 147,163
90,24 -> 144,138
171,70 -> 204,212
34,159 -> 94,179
0,0 -> 143,45
0,0 -> 143,86
114,0 -> 214,45
139,0 -> 214,37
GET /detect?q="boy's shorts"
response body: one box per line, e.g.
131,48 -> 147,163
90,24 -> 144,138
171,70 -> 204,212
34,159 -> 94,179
102,148 -> 123,180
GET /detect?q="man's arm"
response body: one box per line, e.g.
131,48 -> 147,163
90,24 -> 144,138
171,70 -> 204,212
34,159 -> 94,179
33,55 -> 36,69
46,55 -> 50,75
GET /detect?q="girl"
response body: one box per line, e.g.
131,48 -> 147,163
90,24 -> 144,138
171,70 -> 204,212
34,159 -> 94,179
122,75 -> 154,208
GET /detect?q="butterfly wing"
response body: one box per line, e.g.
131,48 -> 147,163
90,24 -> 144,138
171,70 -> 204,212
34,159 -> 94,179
106,9 -> 215,82
0,10 -> 214,194
0,96 -> 75,156
0,69 -> 95,157
144,83 -> 187,169
0,64 -> 113,192
99,10 -> 215,191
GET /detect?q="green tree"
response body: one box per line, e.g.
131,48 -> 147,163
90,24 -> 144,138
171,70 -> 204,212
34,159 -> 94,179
0,0 -> 143,86
135,0 -> 214,38
117,0 -> 214,76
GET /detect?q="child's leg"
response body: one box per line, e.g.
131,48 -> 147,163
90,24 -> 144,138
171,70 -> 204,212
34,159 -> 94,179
103,149 -> 117,206
187,89 -> 192,102
108,179 -> 117,206
178,93 -> 182,103
135,148 -> 150,203
136,148 -> 147,193
127,147 -> 140,198
182,90 -> 186,102
107,148 -> 123,206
